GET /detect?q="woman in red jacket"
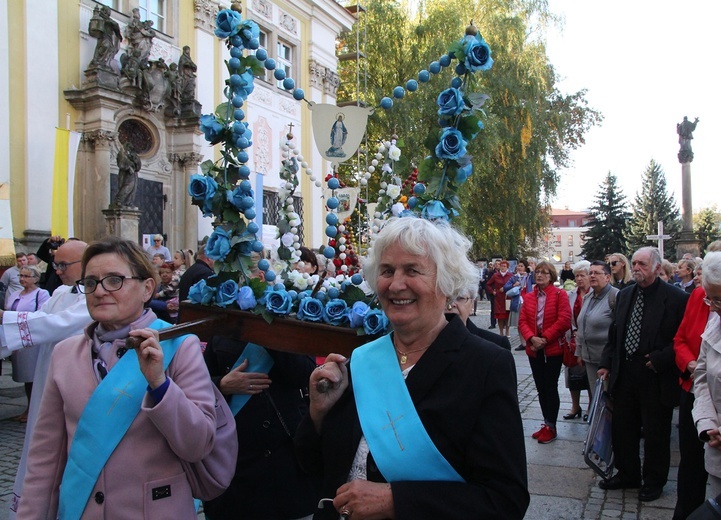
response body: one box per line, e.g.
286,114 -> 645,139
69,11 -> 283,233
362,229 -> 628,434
519,261 -> 572,444
487,260 -> 514,336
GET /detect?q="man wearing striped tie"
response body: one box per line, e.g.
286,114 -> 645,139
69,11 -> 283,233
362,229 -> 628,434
597,247 -> 689,502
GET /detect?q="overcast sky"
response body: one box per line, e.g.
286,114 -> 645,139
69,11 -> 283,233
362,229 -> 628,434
545,0 -> 719,214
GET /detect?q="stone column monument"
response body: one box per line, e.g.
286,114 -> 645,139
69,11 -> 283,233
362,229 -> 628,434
675,116 -> 702,259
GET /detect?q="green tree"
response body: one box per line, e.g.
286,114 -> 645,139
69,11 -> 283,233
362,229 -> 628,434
626,160 -> 681,259
694,205 -> 721,253
580,172 -> 629,260
335,0 -> 601,258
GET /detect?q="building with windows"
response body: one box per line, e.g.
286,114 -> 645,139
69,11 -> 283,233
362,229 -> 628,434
0,0 -> 355,253
541,207 -> 591,268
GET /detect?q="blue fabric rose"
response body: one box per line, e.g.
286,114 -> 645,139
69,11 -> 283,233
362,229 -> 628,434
215,9 -> 243,39
215,279 -> 238,307
232,70 -> 255,101
322,299 -> 348,326
265,290 -> 293,315
188,174 -> 218,217
348,301 -> 369,328
238,20 -> 260,50
297,297 -> 324,322
462,34 -> 493,72
229,187 -> 255,212
199,114 -> 225,144
456,161 -> 473,184
435,128 -> 467,160
437,88 -> 465,117
421,200 -> 450,221
236,285 -> 257,310
206,228 -> 232,261
363,310 -> 389,335
188,279 -> 217,306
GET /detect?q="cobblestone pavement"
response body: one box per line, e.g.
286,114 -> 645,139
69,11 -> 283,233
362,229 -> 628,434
0,301 -> 691,518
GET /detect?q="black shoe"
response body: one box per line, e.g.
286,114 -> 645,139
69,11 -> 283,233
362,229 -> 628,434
563,410 -> 582,420
514,345 -> 525,351
583,413 -> 589,422
488,325 -> 496,329
598,475 -> 641,490
639,485 -> 663,502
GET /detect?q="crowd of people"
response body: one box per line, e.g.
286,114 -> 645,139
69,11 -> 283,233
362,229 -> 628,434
0,223 -> 720,519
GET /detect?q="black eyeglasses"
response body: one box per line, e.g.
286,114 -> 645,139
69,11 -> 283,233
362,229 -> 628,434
535,270 -> 550,275
52,260 -> 81,272
609,261 -> 620,267
75,275 -> 144,294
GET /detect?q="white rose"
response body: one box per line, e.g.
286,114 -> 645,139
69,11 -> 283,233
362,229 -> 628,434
388,145 -> 401,161
281,233 -> 294,247
386,184 -> 401,200
391,202 -> 405,216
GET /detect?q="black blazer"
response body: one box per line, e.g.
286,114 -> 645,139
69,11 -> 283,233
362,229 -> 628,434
295,315 -> 529,520
467,319 -> 511,350
203,337 -> 320,519
600,277 -> 689,407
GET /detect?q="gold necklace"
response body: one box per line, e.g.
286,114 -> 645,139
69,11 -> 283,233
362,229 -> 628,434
394,344 -> 430,364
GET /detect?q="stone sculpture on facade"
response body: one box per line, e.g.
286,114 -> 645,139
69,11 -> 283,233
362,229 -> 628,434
112,142 -> 142,209
88,6 -> 122,70
178,46 -> 198,101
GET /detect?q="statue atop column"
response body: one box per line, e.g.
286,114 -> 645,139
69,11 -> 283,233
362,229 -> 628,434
88,6 -> 122,70
112,141 -> 141,209
120,8 -> 156,85
677,116 -> 699,163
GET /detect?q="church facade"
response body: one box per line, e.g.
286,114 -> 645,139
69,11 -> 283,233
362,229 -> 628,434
0,0 -> 354,254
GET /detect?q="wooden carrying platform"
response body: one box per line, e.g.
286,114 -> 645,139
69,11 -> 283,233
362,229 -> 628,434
177,302 -> 373,357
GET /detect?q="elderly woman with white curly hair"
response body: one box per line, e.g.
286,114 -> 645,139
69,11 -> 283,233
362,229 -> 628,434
295,217 -> 529,520
692,251 -> 721,500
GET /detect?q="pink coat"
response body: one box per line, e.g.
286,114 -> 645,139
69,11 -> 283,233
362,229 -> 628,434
17,312 -> 217,520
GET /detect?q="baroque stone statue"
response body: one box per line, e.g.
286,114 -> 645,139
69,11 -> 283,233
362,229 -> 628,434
178,46 -> 198,101
88,6 -> 122,70
677,116 -> 699,163
112,142 -> 142,208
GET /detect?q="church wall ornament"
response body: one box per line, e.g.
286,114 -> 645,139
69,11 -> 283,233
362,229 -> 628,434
194,0 -> 220,32
253,117 -> 273,175
278,11 -> 298,36
251,0 -> 273,21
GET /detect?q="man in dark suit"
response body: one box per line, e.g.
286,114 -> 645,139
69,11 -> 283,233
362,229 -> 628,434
598,247 -> 689,502
177,244 -> 214,302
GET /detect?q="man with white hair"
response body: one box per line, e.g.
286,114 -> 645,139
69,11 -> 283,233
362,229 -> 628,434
0,239 -> 91,517
598,247 -> 689,502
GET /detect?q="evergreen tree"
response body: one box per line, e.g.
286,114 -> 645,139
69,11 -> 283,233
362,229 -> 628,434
580,172 -> 629,261
626,160 -> 681,259
694,205 -> 721,253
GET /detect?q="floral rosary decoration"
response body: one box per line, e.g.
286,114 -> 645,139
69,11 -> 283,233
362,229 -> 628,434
186,5 -> 388,335
379,23 -> 493,221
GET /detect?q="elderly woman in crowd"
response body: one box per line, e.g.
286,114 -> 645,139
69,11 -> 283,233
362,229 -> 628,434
575,261 -> 619,403
692,251 -> 721,501
675,258 -> 697,294
694,262 -> 703,289
448,284 -> 511,351
674,243 -> 721,518
608,252 -> 633,290
18,237 -> 222,519
487,259 -> 514,337
519,261 -> 572,444
7,265 -> 50,422
295,217 -> 529,520
659,259 -> 675,283
504,260 -> 529,338
563,261 -> 591,421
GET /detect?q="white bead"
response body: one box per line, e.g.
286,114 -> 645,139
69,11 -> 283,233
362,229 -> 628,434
360,179 -> 367,186
315,181 -> 321,187
282,151 -> 290,158
291,227 -> 298,233
339,237 -> 346,244
371,159 -> 378,166
286,204 -> 295,212
338,225 -> 345,232
282,144 -> 290,151
301,162 -> 308,168
340,253 -> 347,260
367,166 -> 375,173
339,245 -> 346,252
374,212 -> 381,218
378,144 -> 386,153
310,176 -> 316,182
380,182 -> 387,189
340,265 -> 348,272
297,261 -> 305,269
297,155 -> 304,162
305,168 -> 313,175
293,242 -> 300,249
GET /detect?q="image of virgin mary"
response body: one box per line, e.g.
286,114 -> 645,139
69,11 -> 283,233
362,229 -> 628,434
326,114 -> 348,158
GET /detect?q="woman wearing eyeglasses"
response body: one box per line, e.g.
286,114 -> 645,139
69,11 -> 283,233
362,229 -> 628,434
7,265 -> 50,423
518,261 -> 572,444
691,250 -> 721,508
18,237 -> 223,519
608,253 -> 633,290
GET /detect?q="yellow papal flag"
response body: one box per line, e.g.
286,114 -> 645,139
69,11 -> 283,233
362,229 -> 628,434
51,128 -> 81,238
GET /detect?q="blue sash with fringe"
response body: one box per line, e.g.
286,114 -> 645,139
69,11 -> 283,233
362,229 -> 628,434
228,343 -> 275,416
351,333 -> 464,482
58,319 -> 184,520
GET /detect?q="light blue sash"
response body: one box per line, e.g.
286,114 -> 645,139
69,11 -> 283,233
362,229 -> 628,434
59,319 -> 184,520
351,333 -> 464,482
228,343 -> 275,416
